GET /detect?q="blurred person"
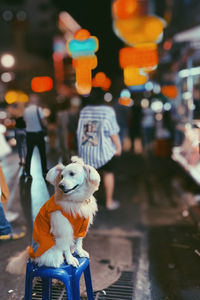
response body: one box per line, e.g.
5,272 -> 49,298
57,101 -> 70,164
154,109 -> 174,158
0,185 -> 26,240
0,165 -> 19,222
77,88 -> 122,210
193,84 -> 200,120
14,116 -> 27,166
141,101 -> 155,154
129,103 -> 143,153
23,94 -> 48,179
0,126 -> 19,222
0,124 -> 12,159
114,101 -> 130,145
47,112 -> 58,152
67,96 -> 81,154
47,122 -> 57,151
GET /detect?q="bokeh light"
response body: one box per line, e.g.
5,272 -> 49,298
1,72 -> 14,83
104,92 -> 113,102
42,108 -> 51,118
31,76 -> 53,93
1,54 -> 15,68
141,98 -> 149,108
151,100 -> 163,112
0,111 -> 7,120
155,113 -> 163,121
164,103 -> 172,111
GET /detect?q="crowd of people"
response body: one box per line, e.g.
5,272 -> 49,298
0,88 -> 177,241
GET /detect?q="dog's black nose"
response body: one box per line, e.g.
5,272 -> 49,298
59,183 -> 65,191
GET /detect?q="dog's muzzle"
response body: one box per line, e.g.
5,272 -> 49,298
59,183 -> 79,194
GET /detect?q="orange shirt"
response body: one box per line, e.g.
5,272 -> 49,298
29,194 -> 89,259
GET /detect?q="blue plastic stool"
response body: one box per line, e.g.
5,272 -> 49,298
24,255 -> 94,300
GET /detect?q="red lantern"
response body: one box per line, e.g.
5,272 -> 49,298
92,72 -> 111,91
161,85 -> 178,99
31,76 -> 53,93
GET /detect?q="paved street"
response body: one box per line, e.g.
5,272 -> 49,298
1,149 -> 200,300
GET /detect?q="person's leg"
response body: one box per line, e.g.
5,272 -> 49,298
0,201 -> 26,240
15,134 -> 23,164
103,171 -> 115,208
21,132 -> 27,164
36,132 -> 48,174
25,133 -> 35,175
0,202 -> 12,236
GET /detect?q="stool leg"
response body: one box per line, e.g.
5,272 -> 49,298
62,277 -> 73,300
84,265 -> 94,300
24,261 -> 34,300
42,278 -> 52,300
72,277 -> 81,300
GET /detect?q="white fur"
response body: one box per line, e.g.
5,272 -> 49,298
6,248 -> 29,275
46,163 -> 65,185
6,157 -> 100,274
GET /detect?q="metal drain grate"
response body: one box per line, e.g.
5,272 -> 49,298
30,277 -> 90,300
96,271 -> 134,300
29,270 -> 133,300
31,278 -> 67,300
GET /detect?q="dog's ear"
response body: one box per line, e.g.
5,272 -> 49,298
84,165 -> 101,186
46,163 -> 65,185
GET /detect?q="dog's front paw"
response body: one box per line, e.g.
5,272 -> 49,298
64,252 -> 79,267
77,249 -> 89,258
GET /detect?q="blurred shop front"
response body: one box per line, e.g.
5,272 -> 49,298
171,26 -> 200,187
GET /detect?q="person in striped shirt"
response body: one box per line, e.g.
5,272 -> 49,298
77,88 -> 122,210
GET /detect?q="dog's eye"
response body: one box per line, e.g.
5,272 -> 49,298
69,171 -> 75,176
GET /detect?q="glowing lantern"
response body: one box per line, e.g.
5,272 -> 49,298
113,13 -> 165,46
119,44 -> 158,69
92,72 -> 111,91
112,0 -> 166,88
5,90 -> 29,104
119,97 -> 132,106
121,89 -> 131,98
67,29 -> 99,95
124,67 -> 148,86
161,85 -> 178,99
31,76 -> 53,93
112,0 -> 137,19
118,89 -> 132,106
112,0 -> 165,47
119,44 -> 158,87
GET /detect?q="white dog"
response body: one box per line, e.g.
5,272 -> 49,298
6,156 -> 100,274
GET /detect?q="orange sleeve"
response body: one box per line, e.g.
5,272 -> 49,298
29,202 -> 55,259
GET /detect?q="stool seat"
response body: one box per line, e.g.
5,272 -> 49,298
24,255 -> 94,300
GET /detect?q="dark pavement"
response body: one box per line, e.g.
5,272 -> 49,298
1,148 -> 200,300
